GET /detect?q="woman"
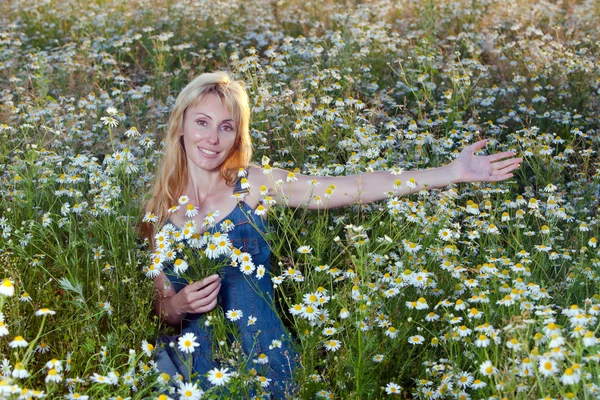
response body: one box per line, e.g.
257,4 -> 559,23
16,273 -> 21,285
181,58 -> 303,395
141,71 -> 521,398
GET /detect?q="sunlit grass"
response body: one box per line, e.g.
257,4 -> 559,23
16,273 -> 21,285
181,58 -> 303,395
1,0 -> 600,398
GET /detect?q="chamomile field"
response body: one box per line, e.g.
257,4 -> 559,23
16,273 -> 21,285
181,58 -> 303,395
1,0 -> 600,399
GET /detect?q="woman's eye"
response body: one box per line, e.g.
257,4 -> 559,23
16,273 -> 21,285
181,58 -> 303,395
221,125 -> 234,132
196,120 -> 207,126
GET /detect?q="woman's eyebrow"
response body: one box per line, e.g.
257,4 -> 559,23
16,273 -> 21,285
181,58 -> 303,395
193,113 -> 233,122
193,112 -> 212,119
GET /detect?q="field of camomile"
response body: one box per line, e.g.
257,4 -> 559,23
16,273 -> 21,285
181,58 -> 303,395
2,0 -> 600,398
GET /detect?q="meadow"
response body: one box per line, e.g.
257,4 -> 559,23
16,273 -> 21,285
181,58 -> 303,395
1,0 -> 600,398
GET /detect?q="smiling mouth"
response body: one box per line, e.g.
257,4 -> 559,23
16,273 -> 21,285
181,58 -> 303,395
198,147 -> 218,156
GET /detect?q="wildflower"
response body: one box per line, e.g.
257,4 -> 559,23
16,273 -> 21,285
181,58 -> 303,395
471,379 -> 486,389
35,340 -> 50,354
12,362 -> 30,378
9,336 -> 28,348
302,305 -> 319,321
256,265 -> 265,279
141,340 -> 154,357
582,331 -> 598,347
323,339 -> 341,352
124,126 -> 140,138
45,368 -> 62,383
247,316 -> 257,326
0,279 -> 15,296
178,195 -> 190,205
177,381 -> 203,399
385,382 -> 402,395
225,309 -> 243,322
475,334 -> 490,348
35,308 -> 56,316
479,360 -> 497,376
408,335 -> 424,345
185,204 -> 198,218
505,338 -> 522,351
173,259 -> 189,275
207,367 -> 232,386
256,375 -> 271,388
538,358 -> 559,377
385,327 -> 398,339
177,333 -> 199,354
297,245 -> 312,254
254,353 -> 269,364
559,367 -> 581,385
0,321 -> 8,336
406,178 -> 417,189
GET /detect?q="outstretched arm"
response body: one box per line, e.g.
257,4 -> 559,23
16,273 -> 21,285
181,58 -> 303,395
247,139 -> 521,209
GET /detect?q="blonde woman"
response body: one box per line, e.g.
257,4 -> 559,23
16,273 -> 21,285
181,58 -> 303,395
142,71 -> 521,397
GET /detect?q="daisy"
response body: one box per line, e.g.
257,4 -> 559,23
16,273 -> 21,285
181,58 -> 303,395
12,362 -> 30,378
479,360 -> 497,376
240,261 -> 255,275
297,245 -> 312,254
256,265 -> 266,279
559,367 -> 581,385
255,204 -> 267,216
408,335 -> 424,345
206,368 -> 232,386
66,393 -> 89,400
254,353 -> 269,364
178,195 -> 190,205
0,278 -> 15,296
372,354 -> 384,363
9,336 -> 28,348
538,358 -> 559,377
385,327 -> 399,339
225,309 -> 243,322
256,375 -> 271,388
0,321 -> 8,336
173,259 -> 189,275
177,382 -> 203,400
301,305 -> 319,321
141,340 -> 154,357
35,308 -> 56,316
45,368 -> 62,383
474,334 -> 490,348
323,339 -> 341,352
385,382 -> 402,395
322,327 -> 337,336
471,379 -> 486,389
177,332 -> 199,354
185,204 -> 198,218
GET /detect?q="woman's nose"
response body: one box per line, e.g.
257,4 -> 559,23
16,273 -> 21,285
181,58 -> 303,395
200,125 -> 219,144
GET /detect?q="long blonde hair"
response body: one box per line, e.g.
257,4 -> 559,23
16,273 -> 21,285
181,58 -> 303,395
140,71 -> 252,244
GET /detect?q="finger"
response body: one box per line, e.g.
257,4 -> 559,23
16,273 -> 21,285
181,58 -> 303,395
495,162 -> 521,175
192,289 -> 220,311
190,281 -> 221,301
487,152 -> 518,162
195,297 -> 218,314
187,274 -> 221,291
469,139 -> 487,153
491,158 -> 521,170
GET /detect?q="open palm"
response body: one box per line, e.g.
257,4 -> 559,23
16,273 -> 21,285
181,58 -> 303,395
451,139 -> 522,183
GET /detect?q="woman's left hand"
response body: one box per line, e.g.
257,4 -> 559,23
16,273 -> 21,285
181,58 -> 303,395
450,139 -> 522,183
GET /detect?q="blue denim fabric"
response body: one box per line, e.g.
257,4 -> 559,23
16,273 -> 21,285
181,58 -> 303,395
157,177 -> 297,398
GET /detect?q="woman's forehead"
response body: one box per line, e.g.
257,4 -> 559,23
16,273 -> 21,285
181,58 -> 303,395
187,92 -> 237,118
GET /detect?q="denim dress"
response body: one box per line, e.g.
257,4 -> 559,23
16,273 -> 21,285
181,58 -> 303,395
155,177 -> 297,398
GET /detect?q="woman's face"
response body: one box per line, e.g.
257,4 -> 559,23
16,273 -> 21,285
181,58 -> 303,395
181,93 -> 237,173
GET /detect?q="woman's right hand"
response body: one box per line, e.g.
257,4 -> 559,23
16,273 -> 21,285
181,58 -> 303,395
171,274 -> 222,316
